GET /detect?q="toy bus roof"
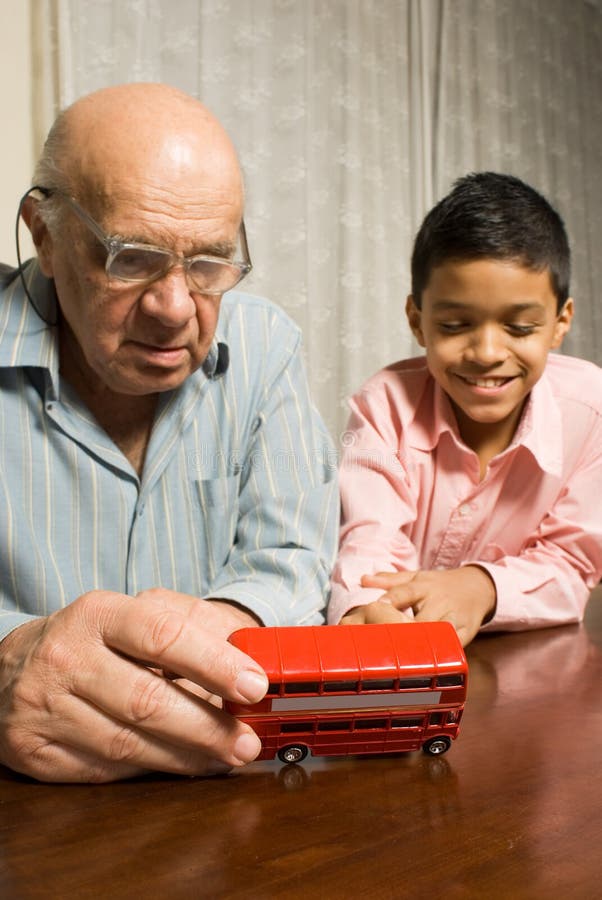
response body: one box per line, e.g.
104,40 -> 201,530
228,621 -> 467,683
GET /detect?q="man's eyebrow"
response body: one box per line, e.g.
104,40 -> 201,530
192,239 -> 236,258
113,234 -> 236,257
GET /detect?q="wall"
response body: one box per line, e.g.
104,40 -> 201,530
0,1 -> 34,264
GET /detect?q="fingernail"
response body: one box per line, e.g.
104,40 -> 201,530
236,669 -> 268,703
233,731 -> 262,764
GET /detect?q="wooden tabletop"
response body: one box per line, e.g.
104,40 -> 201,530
1,590 -> 601,899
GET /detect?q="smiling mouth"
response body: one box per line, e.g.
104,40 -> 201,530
457,374 -> 516,388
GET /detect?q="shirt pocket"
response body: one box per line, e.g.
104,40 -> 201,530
194,474 -> 240,580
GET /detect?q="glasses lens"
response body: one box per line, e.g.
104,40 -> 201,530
187,258 -> 247,293
109,247 -> 171,281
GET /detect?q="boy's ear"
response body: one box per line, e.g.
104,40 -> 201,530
406,295 -> 426,347
20,196 -> 55,277
551,297 -> 574,349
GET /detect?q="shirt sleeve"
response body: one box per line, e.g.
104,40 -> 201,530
203,324 -> 339,627
475,422 -> 602,632
0,610 -> 40,643
328,389 -> 420,623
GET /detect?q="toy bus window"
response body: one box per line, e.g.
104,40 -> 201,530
280,722 -> 313,734
399,677 -> 432,690
267,683 -> 280,696
435,674 -> 465,687
355,719 -> 388,730
362,679 -> 396,692
429,712 -> 444,725
323,680 -> 359,693
391,717 -> 423,729
317,720 -> 351,732
284,682 -> 320,694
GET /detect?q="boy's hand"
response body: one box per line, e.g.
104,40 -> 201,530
340,601 -> 414,626
349,566 -> 497,646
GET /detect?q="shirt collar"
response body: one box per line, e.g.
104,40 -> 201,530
512,369 -> 563,475
407,376 -> 459,451
0,260 -> 59,376
407,365 -> 563,476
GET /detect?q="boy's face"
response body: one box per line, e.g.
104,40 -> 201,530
406,259 -> 573,451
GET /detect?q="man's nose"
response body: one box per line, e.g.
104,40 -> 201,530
139,267 -> 196,326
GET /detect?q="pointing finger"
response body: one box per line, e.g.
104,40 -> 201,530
360,570 -> 417,588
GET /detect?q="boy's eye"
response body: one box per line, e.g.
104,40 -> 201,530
506,324 -> 536,336
437,322 -> 538,337
438,322 -> 468,334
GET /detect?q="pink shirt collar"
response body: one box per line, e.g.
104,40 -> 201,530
407,368 -> 563,477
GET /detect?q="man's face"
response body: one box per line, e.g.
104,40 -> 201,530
406,258 -> 573,450
40,184 -> 241,398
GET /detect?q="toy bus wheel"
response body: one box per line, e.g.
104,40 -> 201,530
278,745 -> 308,764
422,736 -> 451,756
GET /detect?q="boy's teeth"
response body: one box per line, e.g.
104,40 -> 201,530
463,376 -> 508,387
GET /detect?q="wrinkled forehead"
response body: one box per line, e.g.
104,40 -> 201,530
77,159 -> 242,255
88,194 -> 244,262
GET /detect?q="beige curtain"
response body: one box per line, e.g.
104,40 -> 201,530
32,0 -> 602,438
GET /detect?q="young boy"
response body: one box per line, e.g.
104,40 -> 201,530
329,172 -> 602,645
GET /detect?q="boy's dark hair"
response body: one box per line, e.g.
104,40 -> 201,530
411,172 -> 571,312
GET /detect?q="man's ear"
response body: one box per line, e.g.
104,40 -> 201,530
20,196 -> 55,277
551,297 -> 574,349
406,295 -> 426,347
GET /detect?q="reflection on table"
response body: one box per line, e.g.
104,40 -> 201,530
1,590 -> 600,899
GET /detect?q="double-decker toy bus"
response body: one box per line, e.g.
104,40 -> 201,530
225,621 -> 468,764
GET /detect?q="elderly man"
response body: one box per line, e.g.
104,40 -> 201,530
0,83 -> 337,782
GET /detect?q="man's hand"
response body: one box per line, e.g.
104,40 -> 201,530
342,566 -> 497,646
0,589 -> 268,783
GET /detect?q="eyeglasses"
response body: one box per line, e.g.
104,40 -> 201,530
37,188 -> 252,294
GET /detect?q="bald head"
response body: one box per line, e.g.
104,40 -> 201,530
25,84 -> 250,405
34,83 -> 243,227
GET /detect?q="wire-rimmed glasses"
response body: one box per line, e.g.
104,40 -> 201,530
37,187 -> 252,295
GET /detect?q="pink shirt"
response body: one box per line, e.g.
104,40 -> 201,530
329,354 -> 602,631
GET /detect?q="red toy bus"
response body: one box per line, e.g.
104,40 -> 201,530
226,621 -> 468,764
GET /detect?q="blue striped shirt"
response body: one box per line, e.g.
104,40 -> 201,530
0,262 -> 338,639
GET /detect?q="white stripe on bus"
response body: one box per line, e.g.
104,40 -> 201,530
270,691 -> 442,712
